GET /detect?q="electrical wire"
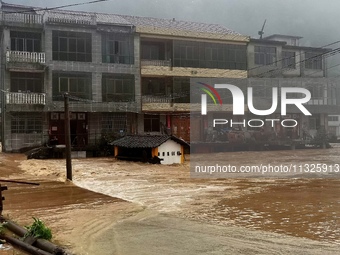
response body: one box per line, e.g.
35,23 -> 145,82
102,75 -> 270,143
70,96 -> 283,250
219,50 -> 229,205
0,0 -> 110,14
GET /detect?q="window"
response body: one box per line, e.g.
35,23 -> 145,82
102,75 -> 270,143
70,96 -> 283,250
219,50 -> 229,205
10,72 -> 43,93
142,78 -> 168,96
101,113 -> 131,134
52,31 -> 92,62
141,42 -> 165,60
305,52 -> 322,70
328,116 -> 339,122
102,74 -> 135,102
10,31 -> 41,52
102,33 -> 134,64
144,114 -> 160,132
173,41 -> 247,70
52,72 -> 91,101
282,51 -> 296,69
254,46 -> 276,66
173,77 -> 190,103
11,113 -> 42,134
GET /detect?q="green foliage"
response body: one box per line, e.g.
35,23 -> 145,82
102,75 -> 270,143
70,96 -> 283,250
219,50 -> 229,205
24,217 -> 52,240
0,223 -> 6,235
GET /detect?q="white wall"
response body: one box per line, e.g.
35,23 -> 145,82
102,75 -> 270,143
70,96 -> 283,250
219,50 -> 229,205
158,140 -> 181,164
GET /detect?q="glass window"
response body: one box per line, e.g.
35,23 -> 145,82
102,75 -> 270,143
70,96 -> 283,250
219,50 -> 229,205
52,72 -> 92,101
102,74 -> 135,102
173,40 -> 247,70
11,113 -> 42,134
10,72 -> 43,93
305,52 -> 322,70
144,114 -> 160,132
282,51 -> 296,69
102,33 -> 134,64
10,31 -> 41,52
254,46 -> 277,66
52,31 -> 92,62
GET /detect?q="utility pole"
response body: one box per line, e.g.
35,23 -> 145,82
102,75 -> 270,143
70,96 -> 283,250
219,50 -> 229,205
64,93 -> 72,181
0,184 -> 7,215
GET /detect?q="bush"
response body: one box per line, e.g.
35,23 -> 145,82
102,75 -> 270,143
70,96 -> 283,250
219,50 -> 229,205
24,217 -> 52,240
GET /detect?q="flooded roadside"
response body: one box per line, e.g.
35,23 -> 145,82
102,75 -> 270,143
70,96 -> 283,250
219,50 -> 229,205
3,147 -> 340,253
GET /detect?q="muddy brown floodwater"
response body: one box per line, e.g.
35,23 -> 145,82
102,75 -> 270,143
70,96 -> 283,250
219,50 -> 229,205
1,147 -> 340,254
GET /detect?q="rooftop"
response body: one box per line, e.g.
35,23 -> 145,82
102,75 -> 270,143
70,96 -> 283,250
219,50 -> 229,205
263,34 -> 303,40
0,1 -> 248,41
111,135 -> 189,148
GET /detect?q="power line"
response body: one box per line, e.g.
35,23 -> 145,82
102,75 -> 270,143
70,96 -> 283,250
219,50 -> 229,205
1,0 -> 110,14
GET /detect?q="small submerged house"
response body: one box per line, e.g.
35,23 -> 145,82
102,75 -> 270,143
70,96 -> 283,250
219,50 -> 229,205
111,135 -> 189,164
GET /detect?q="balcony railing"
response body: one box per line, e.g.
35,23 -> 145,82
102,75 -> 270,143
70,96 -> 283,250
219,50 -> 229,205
6,92 -> 46,105
46,12 -> 96,26
142,95 -> 172,103
6,51 -> 46,64
141,59 -> 171,67
1,12 -> 43,24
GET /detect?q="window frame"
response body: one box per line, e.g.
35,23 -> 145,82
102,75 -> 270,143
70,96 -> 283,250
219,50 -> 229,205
305,52 -> 322,70
254,46 -> 277,66
102,74 -> 135,102
11,113 -> 42,134
282,51 -> 296,69
101,33 -> 134,64
52,72 -> 92,101
144,114 -> 160,132
52,30 -> 92,62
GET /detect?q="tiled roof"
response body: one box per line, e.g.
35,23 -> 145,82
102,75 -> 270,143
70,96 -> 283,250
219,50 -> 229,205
111,135 -> 188,148
1,2 -> 247,40
96,13 -> 132,25
117,15 -> 241,35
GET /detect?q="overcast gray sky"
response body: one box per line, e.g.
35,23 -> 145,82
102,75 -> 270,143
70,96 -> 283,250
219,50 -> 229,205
7,0 -> 340,73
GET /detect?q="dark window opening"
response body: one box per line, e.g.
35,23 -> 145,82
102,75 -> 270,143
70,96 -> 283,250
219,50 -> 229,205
141,42 -> 165,60
10,31 -> 41,52
282,51 -> 296,69
102,74 -> 135,102
254,46 -> 276,66
173,41 -> 247,70
11,113 -> 42,134
52,30 -> 92,62
52,72 -> 91,101
305,52 -> 322,70
144,114 -> 160,132
10,72 -> 43,93
102,33 -> 134,64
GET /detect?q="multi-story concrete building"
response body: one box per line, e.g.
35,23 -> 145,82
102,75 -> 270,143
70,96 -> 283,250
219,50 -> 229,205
247,34 -> 339,139
0,2 -> 249,152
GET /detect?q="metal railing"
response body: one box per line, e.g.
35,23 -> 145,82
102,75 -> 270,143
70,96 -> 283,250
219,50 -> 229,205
142,95 -> 172,103
6,51 -> 46,64
6,92 -> 46,105
141,59 -> 171,67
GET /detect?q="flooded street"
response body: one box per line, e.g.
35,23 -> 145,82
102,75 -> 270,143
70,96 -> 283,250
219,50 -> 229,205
1,147 -> 340,254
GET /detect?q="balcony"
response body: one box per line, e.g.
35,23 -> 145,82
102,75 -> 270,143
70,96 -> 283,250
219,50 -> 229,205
1,12 -> 43,25
6,51 -> 45,64
6,92 -> 46,105
142,95 -> 190,112
6,51 -> 46,71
